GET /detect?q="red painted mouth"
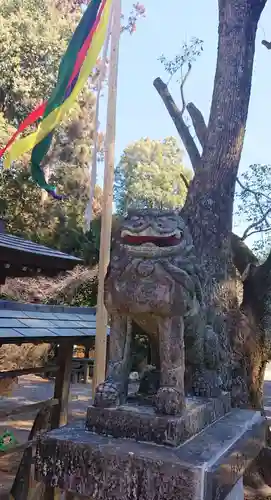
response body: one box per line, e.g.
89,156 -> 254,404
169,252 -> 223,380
122,235 -> 180,247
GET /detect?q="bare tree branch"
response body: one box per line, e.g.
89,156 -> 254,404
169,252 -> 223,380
262,40 -> 271,50
153,77 -> 201,172
186,102 -> 207,148
236,177 -> 271,240
180,63 -> 192,116
242,226 -> 271,241
241,207 -> 271,240
236,177 -> 271,204
180,172 -> 190,189
237,180 -> 270,225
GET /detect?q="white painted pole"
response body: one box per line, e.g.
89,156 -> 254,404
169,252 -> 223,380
84,2 -> 113,231
93,0 -> 121,397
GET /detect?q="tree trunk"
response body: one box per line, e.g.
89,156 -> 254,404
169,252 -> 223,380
185,0 -> 266,283
154,0 -> 268,410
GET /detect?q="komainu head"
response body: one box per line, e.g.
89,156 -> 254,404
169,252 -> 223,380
116,209 -> 194,258
106,209 -> 203,317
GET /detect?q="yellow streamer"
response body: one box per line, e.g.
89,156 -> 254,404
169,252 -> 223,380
4,0 -> 112,168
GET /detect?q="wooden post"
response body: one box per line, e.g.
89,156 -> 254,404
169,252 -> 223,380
43,342 -> 73,500
51,341 -> 73,429
93,0 -> 121,397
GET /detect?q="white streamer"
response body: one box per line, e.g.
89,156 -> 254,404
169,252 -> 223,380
84,0 -> 114,232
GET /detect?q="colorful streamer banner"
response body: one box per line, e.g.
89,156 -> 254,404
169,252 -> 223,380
84,0 -> 113,229
0,0 -> 112,197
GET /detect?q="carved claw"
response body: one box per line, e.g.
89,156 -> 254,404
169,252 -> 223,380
192,370 -> 222,398
93,381 -> 120,408
154,387 -> 185,416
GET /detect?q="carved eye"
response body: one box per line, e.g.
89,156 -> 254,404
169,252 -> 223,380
130,215 -> 143,227
157,217 -> 166,226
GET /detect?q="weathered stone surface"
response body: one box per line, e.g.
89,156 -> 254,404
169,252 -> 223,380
86,392 -> 231,447
36,423 -> 202,500
35,409 -> 265,500
94,209 -> 223,415
190,410 -> 265,500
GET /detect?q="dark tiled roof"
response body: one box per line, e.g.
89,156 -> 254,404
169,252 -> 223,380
0,234 -> 79,260
0,233 -> 82,275
0,301 -> 110,342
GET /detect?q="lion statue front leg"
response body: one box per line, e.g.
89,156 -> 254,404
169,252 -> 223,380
94,315 -> 132,408
154,316 -> 186,415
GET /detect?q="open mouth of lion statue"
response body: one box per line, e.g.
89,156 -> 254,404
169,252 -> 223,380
122,233 -> 181,247
120,228 -> 183,256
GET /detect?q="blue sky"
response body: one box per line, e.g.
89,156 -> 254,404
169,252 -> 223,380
97,0 -> 271,233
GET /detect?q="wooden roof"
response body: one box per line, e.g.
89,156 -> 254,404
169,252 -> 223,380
0,233 -> 82,278
0,301 -> 110,343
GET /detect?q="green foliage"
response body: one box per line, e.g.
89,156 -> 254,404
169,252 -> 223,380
114,137 -> 192,214
159,37 -> 203,83
0,112 -> 15,144
0,0 -> 76,124
0,0 -> 104,267
0,0 -> 146,310
235,163 -> 271,260
0,163 -> 101,264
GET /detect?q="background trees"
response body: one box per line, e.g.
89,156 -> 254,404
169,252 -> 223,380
114,136 -> 191,213
0,0 -> 103,262
0,0 -> 146,306
0,0 -> 75,124
235,164 -> 271,260
0,0 -> 146,262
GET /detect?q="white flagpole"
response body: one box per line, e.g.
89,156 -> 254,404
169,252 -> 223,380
84,1 -> 113,231
93,0 -> 121,396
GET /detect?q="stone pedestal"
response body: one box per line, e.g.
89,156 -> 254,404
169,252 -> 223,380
85,392 -> 231,447
35,394 -> 265,500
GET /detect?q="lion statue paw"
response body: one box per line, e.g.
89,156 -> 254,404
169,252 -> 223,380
154,386 -> 185,415
93,381 -> 120,408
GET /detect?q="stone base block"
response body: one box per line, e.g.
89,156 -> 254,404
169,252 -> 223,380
85,392 -> 231,447
35,409 -> 265,500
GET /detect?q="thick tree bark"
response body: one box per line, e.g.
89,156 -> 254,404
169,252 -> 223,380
154,0 -> 269,412
183,0 -> 266,282
155,0 -> 267,289
153,0 -> 271,490
153,78 -> 201,172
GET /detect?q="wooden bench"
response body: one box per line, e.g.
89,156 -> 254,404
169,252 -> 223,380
71,357 -> 94,384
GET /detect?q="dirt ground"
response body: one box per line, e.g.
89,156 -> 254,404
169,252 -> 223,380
1,366 -> 271,496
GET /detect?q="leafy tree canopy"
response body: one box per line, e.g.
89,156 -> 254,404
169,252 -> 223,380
0,0 -> 77,124
114,136 -> 192,214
